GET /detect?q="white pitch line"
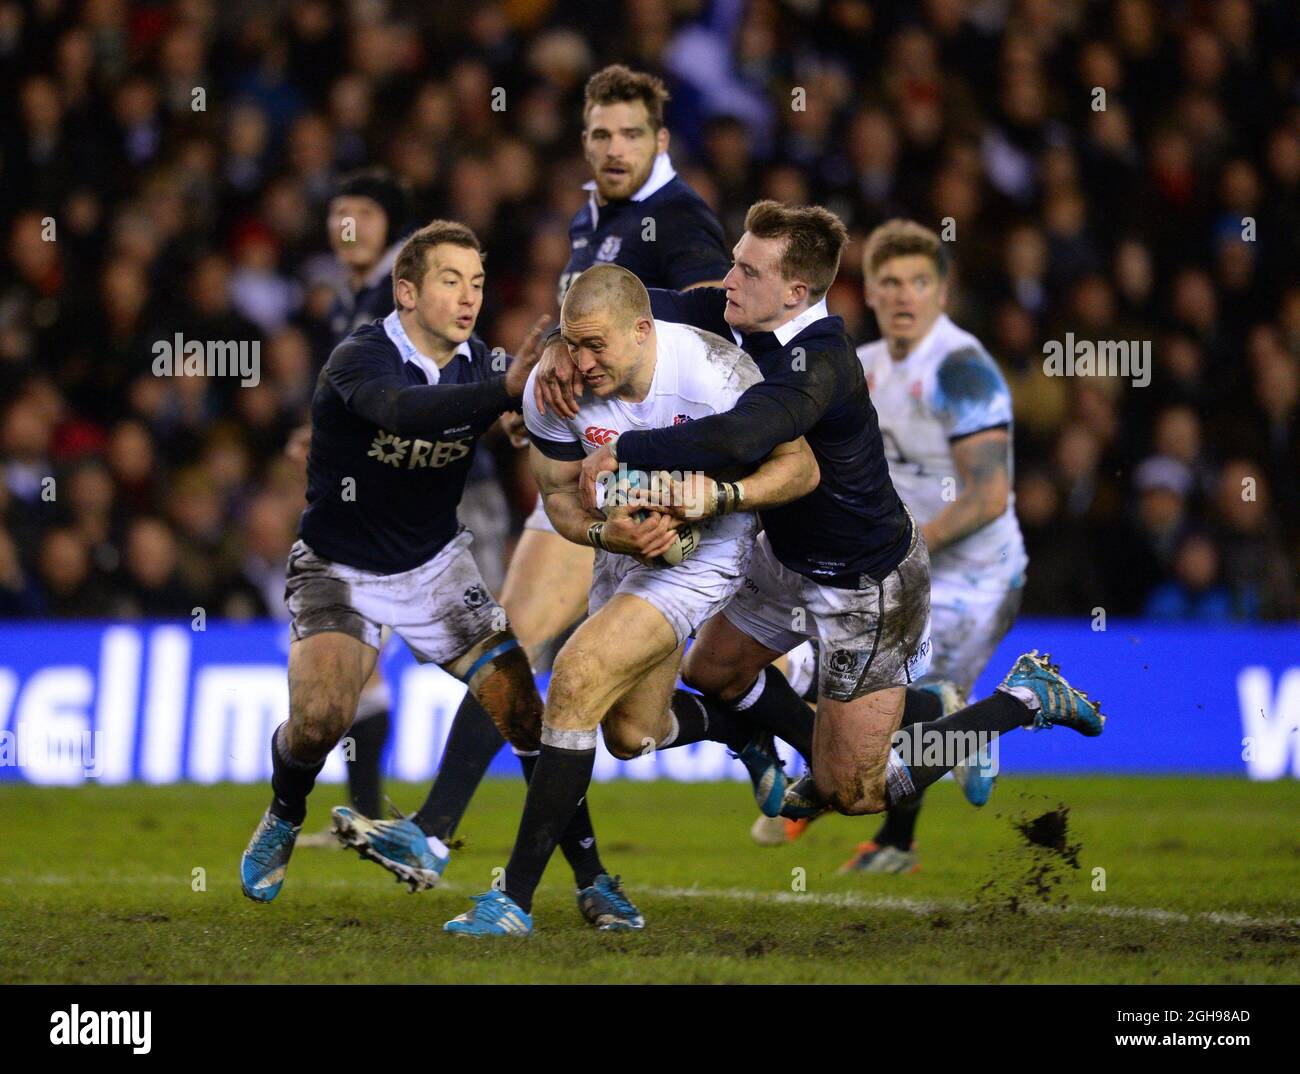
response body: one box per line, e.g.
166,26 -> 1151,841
4,874 -> 1297,932
642,885 -> 1300,931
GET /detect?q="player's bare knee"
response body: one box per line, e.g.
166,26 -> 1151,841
600,719 -> 652,761
548,645 -> 603,715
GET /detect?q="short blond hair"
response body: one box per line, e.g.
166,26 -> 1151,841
562,263 -> 652,325
863,218 -> 948,278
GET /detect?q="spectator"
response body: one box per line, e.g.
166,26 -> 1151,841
0,0 -> 1295,623
1144,531 -> 1234,622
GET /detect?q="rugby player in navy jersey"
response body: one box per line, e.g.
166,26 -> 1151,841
500,65 -> 730,663
240,221 -> 631,928
293,168 -> 411,847
537,201 -> 1104,831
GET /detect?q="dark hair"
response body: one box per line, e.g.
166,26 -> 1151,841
332,168 -> 410,243
583,64 -> 670,132
392,220 -> 482,296
863,218 -> 948,279
743,200 -> 849,300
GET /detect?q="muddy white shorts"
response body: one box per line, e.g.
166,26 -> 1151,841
587,514 -> 757,645
721,516 -> 932,701
285,528 -> 503,666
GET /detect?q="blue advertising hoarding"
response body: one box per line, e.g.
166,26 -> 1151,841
0,620 -> 1295,785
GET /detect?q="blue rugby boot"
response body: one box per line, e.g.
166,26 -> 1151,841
998,651 -> 1105,737
735,731 -> 787,817
577,874 -> 645,931
331,805 -> 449,892
919,680 -> 997,807
445,891 -> 533,936
240,809 -> 299,903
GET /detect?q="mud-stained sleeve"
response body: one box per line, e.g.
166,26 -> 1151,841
618,349 -> 838,471
933,345 -> 1012,441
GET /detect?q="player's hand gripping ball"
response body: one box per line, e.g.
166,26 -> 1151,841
596,469 -> 701,568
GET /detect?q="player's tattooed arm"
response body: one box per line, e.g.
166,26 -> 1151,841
921,428 -> 1011,554
529,445 -> 680,560
642,437 -> 819,520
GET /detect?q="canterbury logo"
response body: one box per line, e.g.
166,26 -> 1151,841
584,425 -> 619,446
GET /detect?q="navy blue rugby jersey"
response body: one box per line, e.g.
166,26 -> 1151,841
617,287 -> 912,586
327,241 -> 401,343
299,312 -> 514,574
557,154 -> 730,303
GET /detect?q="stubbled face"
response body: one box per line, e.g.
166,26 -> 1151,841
398,244 -> 484,346
560,306 -> 651,398
582,100 -> 668,202
721,231 -> 800,332
328,195 -> 389,272
865,253 -> 947,352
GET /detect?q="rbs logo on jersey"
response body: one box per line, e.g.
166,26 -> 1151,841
368,430 -> 472,469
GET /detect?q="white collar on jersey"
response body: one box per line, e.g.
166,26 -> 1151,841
584,153 -> 678,227
383,309 -> 472,385
772,297 -> 830,347
726,298 -> 831,349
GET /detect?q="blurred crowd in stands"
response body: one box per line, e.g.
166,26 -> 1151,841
1,0 -> 1297,623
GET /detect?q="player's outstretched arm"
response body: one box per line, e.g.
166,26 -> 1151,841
638,436 -> 819,520
646,286 -> 728,332
530,445 -> 680,561
333,315 -> 550,438
921,427 -> 1011,553
580,357 -> 840,510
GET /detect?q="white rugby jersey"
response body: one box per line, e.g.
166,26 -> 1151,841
523,320 -> 764,546
857,314 -> 1026,586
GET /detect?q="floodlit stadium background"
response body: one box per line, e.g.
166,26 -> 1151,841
1,0 -> 1298,784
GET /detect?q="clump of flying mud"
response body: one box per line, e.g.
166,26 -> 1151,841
973,798 -> 1082,918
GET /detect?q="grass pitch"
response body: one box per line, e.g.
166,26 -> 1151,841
2,775 -> 1298,984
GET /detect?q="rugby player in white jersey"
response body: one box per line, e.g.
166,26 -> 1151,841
754,219 -> 1030,872
500,66 -> 729,664
444,263 -> 819,935
549,206 -> 1100,871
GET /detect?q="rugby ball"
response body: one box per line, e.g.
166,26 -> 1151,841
597,469 -> 701,567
